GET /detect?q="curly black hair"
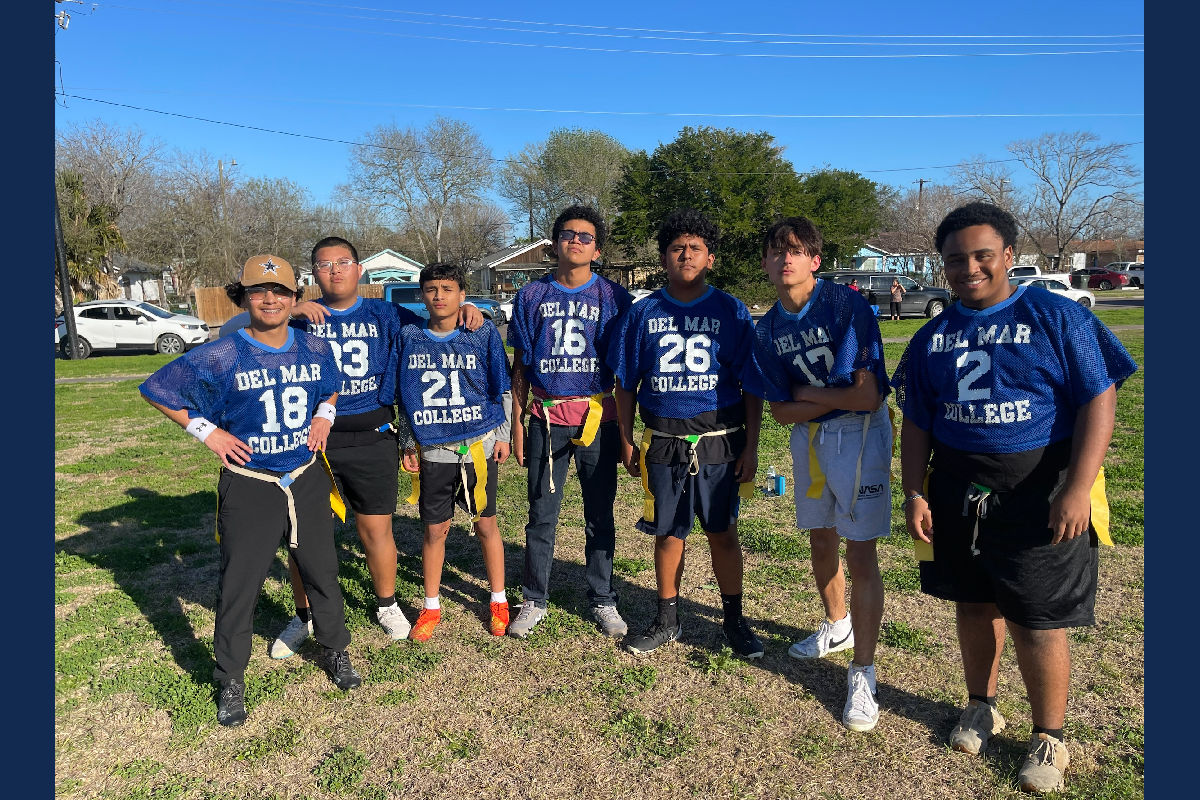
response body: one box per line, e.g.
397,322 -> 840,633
551,204 -> 607,252
656,208 -> 720,255
311,236 -> 360,264
935,202 -> 1018,253
760,216 -> 823,258
419,262 -> 467,290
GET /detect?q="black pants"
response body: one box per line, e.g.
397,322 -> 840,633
213,461 -> 350,683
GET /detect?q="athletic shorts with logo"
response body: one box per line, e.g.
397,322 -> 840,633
790,405 -> 892,541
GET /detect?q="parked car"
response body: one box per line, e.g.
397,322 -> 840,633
822,271 -> 951,318
466,295 -> 505,324
1010,278 -> 1096,309
56,299 -> 210,359
498,298 -> 513,324
1071,267 -> 1130,291
1109,262 -> 1145,289
630,288 -> 654,303
1007,265 -> 1043,279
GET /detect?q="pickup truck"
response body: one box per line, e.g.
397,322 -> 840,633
381,283 -> 499,322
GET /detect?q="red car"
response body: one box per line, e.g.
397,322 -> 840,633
1072,267 -> 1130,291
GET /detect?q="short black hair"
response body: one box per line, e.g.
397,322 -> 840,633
419,262 -> 467,290
761,216 -> 823,258
656,208 -> 720,255
311,236 -> 359,264
224,282 -> 301,306
935,202 -> 1018,253
551,204 -> 607,252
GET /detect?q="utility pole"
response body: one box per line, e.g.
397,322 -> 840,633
913,178 -> 927,275
528,183 -> 534,241
218,158 -> 236,275
54,182 -> 82,358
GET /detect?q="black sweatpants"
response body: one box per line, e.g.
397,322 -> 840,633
212,460 -> 350,683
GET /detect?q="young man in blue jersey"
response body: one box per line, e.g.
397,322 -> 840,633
609,209 -> 764,658
744,217 -> 892,733
893,203 -> 1136,794
140,255 -> 361,727
507,204 -> 631,639
267,237 -> 484,658
392,262 -> 513,641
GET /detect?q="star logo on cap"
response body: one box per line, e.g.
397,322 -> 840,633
260,259 -> 280,275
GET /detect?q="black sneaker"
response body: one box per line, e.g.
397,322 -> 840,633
318,648 -> 362,691
216,678 -> 247,727
723,616 -> 765,659
624,619 -> 682,656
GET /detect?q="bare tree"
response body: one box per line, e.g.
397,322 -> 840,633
347,117 -> 493,262
55,120 -> 164,226
437,200 -> 512,274
497,128 -> 631,240
954,131 -> 1142,270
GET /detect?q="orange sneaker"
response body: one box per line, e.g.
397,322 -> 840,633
410,608 -> 441,642
489,601 -> 510,636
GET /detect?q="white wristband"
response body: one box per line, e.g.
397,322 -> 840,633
185,417 -> 217,443
314,402 -> 337,423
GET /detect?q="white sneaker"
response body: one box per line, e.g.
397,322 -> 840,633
842,663 -> 879,732
376,604 -> 412,640
788,614 -> 854,659
270,615 -> 313,659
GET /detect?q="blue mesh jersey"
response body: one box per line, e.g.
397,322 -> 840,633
393,322 -> 512,446
744,279 -> 890,423
891,285 -> 1137,453
506,273 -> 632,397
139,329 -> 341,472
609,286 -> 754,419
298,297 -> 420,418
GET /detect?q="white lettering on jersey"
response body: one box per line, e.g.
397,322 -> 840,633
235,368 -> 277,390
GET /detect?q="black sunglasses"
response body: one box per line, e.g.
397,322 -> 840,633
558,229 -> 596,245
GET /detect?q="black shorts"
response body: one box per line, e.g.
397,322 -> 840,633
635,461 -> 740,540
919,443 -> 1099,629
417,458 -> 497,525
326,429 -> 399,515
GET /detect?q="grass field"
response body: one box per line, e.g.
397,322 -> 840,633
54,319 -> 1143,800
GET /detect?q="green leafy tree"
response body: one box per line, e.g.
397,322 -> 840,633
795,169 -> 884,268
611,127 -> 803,296
55,169 -> 126,299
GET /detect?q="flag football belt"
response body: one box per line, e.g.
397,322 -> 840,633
536,392 -> 609,494
944,464 -> 1113,556
216,452 -> 345,549
403,431 -> 494,523
637,426 -> 754,523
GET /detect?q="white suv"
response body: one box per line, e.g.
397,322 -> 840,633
56,299 -> 210,359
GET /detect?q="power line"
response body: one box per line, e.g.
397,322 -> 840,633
56,93 -> 1144,180
125,0 -> 1147,43
95,1 -> 1145,59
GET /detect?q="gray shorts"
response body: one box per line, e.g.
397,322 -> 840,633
789,406 -> 892,541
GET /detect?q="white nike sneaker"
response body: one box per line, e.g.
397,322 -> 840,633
788,614 -> 854,659
270,615 -> 313,660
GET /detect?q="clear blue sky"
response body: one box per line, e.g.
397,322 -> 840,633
52,0 -> 1144,215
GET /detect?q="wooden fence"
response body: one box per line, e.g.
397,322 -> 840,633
193,284 -> 386,327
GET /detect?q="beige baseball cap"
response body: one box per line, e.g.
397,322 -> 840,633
240,254 -> 298,291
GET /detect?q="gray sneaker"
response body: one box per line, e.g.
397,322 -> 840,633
376,604 -> 412,641
507,601 -> 547,639
1017,733 -> 1069,794
592,605 -> 628,637
269,615 -> 313,660
949,700 -> 1006,755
